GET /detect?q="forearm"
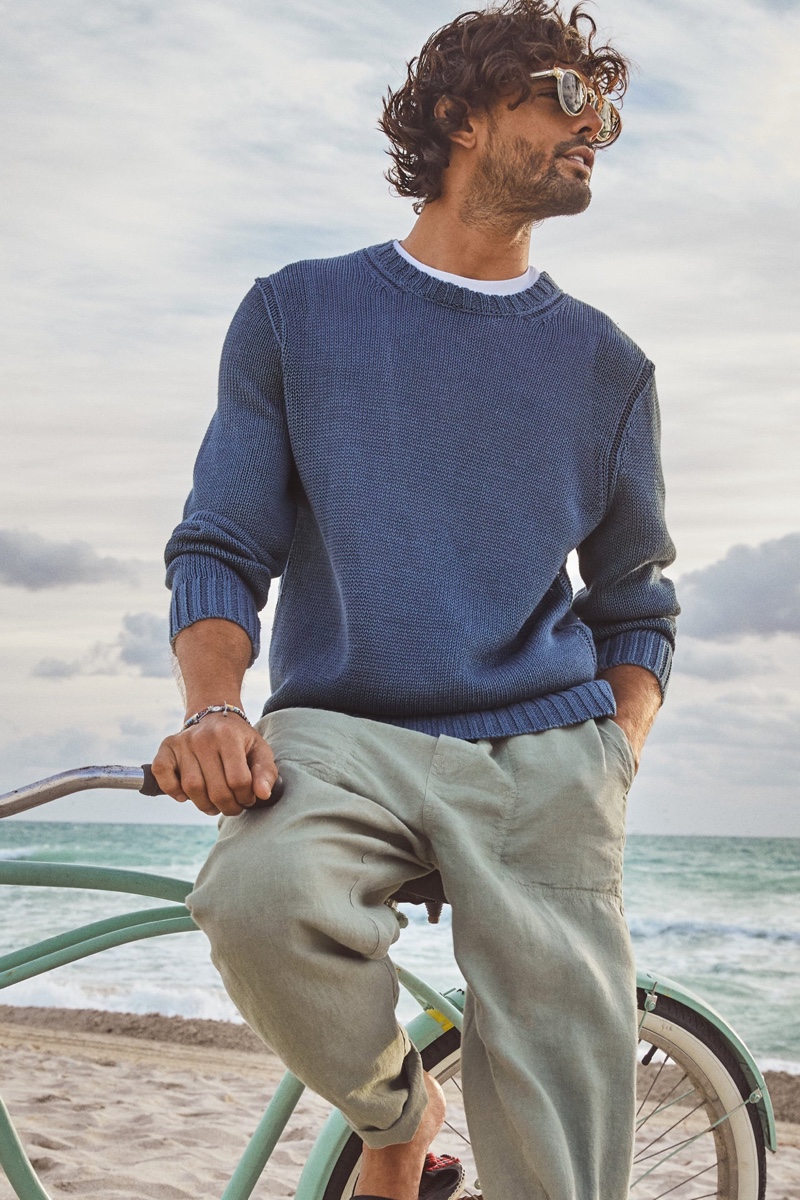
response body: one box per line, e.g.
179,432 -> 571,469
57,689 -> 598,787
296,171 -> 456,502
598,663 -> 662,771
153,617 -> 278,816
173,618 -> 252,717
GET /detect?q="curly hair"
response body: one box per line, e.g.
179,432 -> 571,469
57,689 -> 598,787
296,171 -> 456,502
379,0 -> 630,212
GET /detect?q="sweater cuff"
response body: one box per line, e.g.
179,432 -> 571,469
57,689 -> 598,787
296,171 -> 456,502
595,629 -> 673,698
169,555 -> 262,664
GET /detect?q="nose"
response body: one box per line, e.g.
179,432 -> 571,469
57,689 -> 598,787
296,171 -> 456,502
572,103 -> 603,143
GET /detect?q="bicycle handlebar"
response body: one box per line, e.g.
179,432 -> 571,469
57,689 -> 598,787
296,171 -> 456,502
139,763 -> 165,797
0,764 -> 164,819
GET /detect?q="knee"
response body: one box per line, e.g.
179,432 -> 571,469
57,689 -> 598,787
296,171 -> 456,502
188,832 -> 397,967
188,829 -> 348,954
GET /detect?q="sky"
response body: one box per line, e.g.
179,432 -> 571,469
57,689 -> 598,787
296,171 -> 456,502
1,0 -> 798,834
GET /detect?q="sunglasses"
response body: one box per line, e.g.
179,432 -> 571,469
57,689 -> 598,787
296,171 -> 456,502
529,67 -> 621,146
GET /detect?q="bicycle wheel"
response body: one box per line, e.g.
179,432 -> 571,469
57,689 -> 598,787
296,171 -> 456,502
319,990 -> 767,1200
634,988 -> 766,1200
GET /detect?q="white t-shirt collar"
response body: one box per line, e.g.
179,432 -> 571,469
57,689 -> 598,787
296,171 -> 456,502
393,239 -> 540,296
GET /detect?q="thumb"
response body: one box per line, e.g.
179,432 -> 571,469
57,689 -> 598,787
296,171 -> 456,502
249,739 -> 281,802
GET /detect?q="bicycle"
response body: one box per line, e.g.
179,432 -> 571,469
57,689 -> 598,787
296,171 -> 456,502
0,764 -> 777,1200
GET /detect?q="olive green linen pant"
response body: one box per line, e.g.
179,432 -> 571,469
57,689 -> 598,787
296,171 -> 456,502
187,707 -> 638,1200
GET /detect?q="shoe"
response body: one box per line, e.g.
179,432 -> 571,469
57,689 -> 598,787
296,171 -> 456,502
351,1152 -> 465,1200
419,1152 -> 466,1199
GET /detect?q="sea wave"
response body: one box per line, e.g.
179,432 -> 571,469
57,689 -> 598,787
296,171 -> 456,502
629,917 -> 800,944
759,1057 -> 800,1076
2,975 -> 244,1022
0,846 -> 42,861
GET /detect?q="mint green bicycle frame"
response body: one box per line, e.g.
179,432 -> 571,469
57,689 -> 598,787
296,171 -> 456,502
0,766 -> 778,1200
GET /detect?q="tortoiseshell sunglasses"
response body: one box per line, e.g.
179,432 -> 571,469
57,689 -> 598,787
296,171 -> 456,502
529,66 -> 621,146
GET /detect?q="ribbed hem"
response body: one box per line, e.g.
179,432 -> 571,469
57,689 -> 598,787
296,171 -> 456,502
595,630 -> 673,697
364,242 -> 566,319
374,680 -> 616,740
169,555 -> 262,664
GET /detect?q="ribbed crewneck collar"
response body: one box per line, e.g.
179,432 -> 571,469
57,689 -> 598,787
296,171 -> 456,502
364,240 -> 564,318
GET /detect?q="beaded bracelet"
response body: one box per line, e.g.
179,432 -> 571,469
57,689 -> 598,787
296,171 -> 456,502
182,702 -> 250,731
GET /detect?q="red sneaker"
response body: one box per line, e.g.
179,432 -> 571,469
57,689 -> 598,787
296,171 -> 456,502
419,1152 -> 466,1199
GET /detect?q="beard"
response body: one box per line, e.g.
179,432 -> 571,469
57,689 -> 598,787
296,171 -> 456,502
460,131 -> 592,232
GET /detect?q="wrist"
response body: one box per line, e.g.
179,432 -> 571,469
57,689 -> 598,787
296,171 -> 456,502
184,693 -> 243,718
182,702 -> 249,731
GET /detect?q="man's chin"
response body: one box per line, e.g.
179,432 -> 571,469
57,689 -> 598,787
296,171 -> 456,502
563,185 -> 592,215
544,182 -> 592,218
523,184 -> 592,222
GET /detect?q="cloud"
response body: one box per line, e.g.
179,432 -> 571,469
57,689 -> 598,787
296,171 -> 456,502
0,718 -> 173,808
672,637 -> 755,681
32,612 -> 172,680
629,635 -> 800,835
0,529 -> 135,590
117,612 -> 173,677
32,657 -> 85,680
678,533 -> 800,640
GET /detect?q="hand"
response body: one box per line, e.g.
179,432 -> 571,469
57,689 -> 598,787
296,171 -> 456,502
609,714 -> 645,773
599,663 -> 663,775
152,714 -> 280,816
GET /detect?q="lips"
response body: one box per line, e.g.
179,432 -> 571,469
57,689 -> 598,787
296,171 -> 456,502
561,146 -> 595,171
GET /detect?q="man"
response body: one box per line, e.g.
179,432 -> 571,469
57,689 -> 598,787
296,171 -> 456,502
153,2 -> 678,1197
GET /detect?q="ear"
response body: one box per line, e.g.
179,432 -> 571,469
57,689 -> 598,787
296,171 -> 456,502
433,94 -> 478,150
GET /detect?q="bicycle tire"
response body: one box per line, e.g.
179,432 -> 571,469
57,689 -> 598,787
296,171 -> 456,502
319,992 -> 767,1200
634,987 -> 767,1200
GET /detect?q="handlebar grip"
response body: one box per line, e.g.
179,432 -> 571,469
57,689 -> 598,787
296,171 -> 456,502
138,765 -> 285,803
140,763 -> 165,796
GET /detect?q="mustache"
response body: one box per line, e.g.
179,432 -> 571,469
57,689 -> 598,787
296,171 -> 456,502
554,138 -> 594,157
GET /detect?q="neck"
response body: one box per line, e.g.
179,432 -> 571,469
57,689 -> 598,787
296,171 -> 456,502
400,197 -> 533,281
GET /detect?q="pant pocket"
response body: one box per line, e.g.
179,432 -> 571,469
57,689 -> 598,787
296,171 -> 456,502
257,707 -> 350,783
499,722 -> 627,896
595,716 -> 636,792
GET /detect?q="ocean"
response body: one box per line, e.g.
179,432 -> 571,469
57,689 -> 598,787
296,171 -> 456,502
1,823 -> 798,1073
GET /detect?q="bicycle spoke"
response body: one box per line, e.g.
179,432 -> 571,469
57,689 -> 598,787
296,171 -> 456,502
631,1089 -> 754,1189
330,997 -> 765,1200
442,1116 -> 472,1147
635,1123 -> 713,1169
643,1160 -> 715,1198
636,1083 -> 697,1129
636,1046 -> 673,1117
633,1065 -> 690,1128
637,1051 -> 694,1127
634,1100 -> 706,1160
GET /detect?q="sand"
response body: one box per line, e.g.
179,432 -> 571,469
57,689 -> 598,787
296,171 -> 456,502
0,1006 -> 798,1199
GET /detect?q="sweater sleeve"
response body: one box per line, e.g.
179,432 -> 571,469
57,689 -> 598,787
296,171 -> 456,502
164,283 -> 298,664
572,369 -> 679,698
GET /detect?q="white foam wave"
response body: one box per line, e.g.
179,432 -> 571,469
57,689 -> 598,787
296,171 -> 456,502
2,975 -> 245,1023
0,846 -> 44,860
759,1057 -> 800,1076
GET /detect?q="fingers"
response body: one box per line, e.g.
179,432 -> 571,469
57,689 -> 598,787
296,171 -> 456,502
151,743 -> 189,804
218,729 -> 280,809
220,738 -> 262,809
248,736 -> 281,802
183,749 -> 245,817
151,719 -> 281,817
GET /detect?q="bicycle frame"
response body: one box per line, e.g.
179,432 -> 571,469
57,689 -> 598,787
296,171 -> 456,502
0,856 -> 465,1200
0,765 -> 778,1200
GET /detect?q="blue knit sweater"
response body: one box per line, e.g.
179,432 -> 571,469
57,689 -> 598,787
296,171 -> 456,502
165,241 -> 678,740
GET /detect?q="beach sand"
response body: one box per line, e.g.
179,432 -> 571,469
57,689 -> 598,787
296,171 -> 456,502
0,1006 -> 798,1199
